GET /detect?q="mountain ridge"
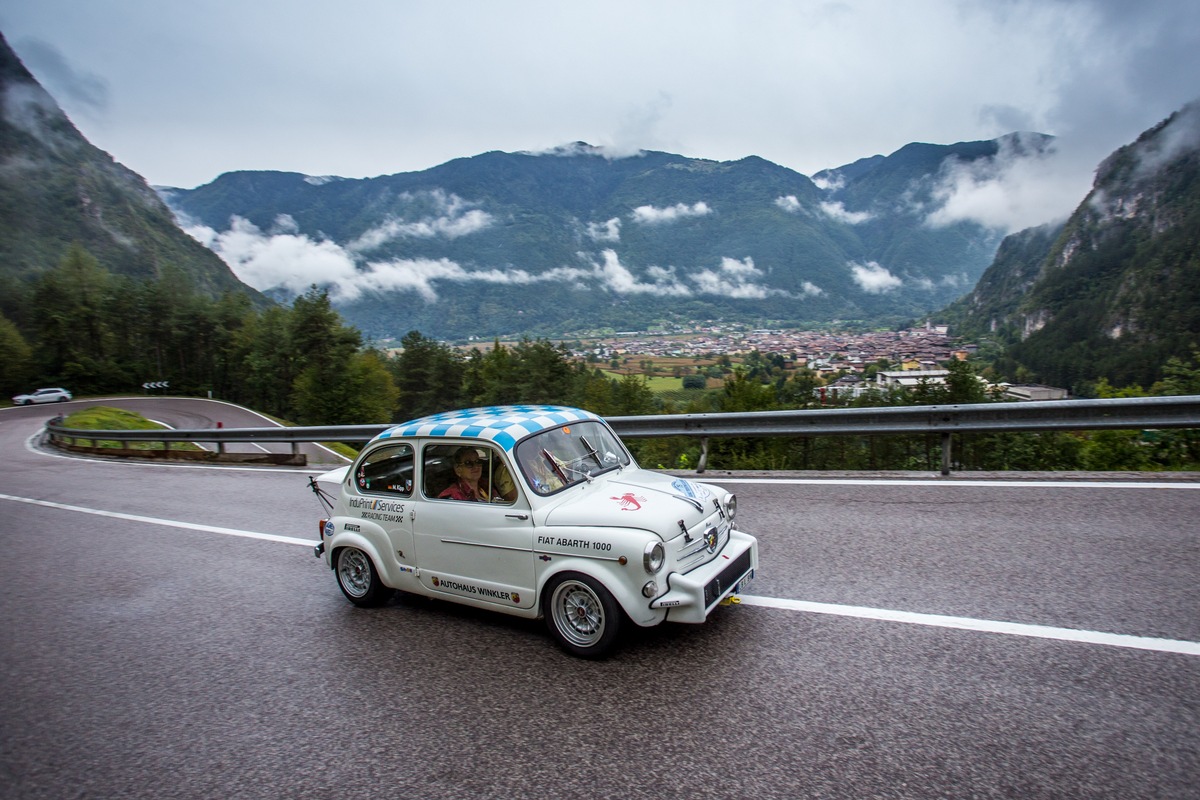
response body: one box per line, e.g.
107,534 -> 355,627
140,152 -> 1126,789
942,103 -> 1200,389
162,135 -> 1042,340
0,32 -> 265,318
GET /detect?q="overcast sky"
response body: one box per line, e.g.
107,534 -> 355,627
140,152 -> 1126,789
3,0 -> 1199,224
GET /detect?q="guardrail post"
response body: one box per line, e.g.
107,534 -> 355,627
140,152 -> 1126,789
696,437 -> 709,473
940,432 -> 952,476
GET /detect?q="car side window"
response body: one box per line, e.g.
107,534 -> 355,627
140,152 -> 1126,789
423,443 -> 517,504
353,443 -> 414,496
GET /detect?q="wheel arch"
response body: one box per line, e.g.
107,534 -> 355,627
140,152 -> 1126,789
327,530 -> 396,589
536,558 -> 666,628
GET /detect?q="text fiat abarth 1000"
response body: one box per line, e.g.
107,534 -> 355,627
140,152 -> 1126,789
312,405 -> 757,657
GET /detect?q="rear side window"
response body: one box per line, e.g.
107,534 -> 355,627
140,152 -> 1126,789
354,444 -> 414,496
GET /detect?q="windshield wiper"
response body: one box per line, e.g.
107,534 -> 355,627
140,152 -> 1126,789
579,435 -> 603,469
541,448 -> 570,485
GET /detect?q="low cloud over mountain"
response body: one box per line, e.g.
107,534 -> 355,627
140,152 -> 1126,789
162,137 -> 1075,338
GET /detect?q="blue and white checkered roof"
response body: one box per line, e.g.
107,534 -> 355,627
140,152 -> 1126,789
374,405 -> 602,452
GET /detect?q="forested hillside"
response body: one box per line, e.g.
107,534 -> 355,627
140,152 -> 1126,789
0,32 -> 263,329
943,103 -> 1200,391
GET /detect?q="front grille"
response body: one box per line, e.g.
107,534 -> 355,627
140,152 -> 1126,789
703,548 -> 753,608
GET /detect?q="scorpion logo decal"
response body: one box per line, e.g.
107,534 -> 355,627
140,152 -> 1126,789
611,492 -> 647,511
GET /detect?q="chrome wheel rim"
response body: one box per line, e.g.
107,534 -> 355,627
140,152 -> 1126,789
551,580 -> 605,647
338,549 -> 372,598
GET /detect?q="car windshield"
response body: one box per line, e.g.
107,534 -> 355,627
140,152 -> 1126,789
515,420 -> 632,495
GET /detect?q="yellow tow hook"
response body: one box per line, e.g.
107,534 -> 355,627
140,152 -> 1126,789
719,595 -> 742,606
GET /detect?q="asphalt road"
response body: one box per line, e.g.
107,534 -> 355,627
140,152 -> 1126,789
1,399 -> 1197,799
29,395 -> 351,465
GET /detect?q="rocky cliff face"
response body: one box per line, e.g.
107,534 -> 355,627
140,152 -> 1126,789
944,102 -> 1200,389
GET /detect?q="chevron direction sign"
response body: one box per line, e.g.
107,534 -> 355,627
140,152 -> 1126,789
142,381 -> 170,390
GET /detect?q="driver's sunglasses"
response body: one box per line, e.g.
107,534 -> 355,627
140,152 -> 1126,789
458,459 -> 483,468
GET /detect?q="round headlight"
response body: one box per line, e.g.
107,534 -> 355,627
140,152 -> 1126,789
641,580 -> 658,598
643,541 -> 665,574
725,493 -> 737,522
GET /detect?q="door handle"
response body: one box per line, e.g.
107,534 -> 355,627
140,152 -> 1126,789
505,513 -> 529,520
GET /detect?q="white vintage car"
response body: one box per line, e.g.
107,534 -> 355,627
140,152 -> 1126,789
312,405 -> 757,658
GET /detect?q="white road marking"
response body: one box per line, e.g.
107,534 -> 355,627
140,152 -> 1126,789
736,595 -> 1200,656
3,490 -> 1196,657
709,477 -> 1200,489
148,418 -> 213,452
0,492 -> 314,547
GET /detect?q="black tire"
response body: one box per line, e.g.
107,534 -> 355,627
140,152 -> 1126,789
542,572 -> 623,658
335,547 -> 394,607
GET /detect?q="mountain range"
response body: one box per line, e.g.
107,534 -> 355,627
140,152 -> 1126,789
160,139 -> 1042,340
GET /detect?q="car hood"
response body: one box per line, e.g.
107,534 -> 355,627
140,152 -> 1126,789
542,468 -> 722,539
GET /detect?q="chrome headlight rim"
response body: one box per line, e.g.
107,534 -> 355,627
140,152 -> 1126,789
643,541 -> 665,574
725,493 -> 737,522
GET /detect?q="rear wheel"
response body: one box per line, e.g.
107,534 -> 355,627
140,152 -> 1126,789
543,572 -> 622,658
335,547 -> 393,607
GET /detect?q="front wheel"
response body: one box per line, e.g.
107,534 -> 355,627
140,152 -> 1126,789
542,573 -> 622,658
335,547 -> 393,607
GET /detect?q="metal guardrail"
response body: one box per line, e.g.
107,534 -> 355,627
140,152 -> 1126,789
44,395 -> 1200,474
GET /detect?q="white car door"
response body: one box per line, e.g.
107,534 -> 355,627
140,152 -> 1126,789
413,443 -> 536,609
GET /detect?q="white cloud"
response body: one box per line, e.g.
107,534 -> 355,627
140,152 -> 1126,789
11,37 -> 108,120
811,174 -> 845,192
185,216 -> 360,297
341,257 -> 540,302
586,250 -> 691,296
348,190 -> 493,252
775,195 -> 803,213
603,91 -> 677,158
630,201 -> 712,224
1130,100 -> 1200,178
692,257 -> 767,299
272,214 -> 299,234
924,133 -> 1092,232
185,214 -> 820,305
849,260 -> 902,294
819,200 -> 873,224
585,217 -> 622,242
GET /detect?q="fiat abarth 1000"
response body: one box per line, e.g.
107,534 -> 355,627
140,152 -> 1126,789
312,405 -> 757,658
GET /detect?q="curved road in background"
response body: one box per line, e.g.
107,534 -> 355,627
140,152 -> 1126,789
1,398 -> 1198,799
27,395 -> 351,465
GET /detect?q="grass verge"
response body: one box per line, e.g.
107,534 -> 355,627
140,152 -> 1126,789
62,406 -> 203,451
